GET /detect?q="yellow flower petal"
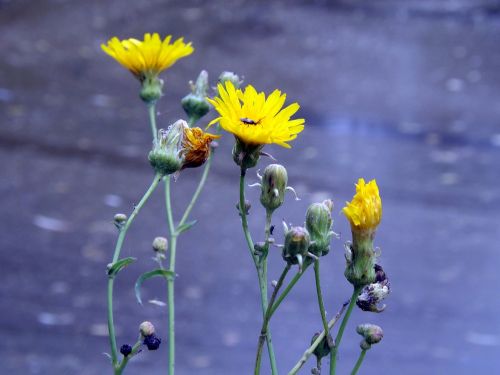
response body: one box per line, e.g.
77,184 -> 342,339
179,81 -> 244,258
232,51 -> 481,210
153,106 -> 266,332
343,179 -> 382,231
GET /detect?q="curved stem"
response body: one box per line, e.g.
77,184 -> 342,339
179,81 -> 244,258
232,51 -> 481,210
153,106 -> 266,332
239,168 -> 277,374
148,103 -> 158,142
287,301 -> 350,375
350,349 -> 367,375
107,173 -> 162,366
330,286 -> 362,375
314,260 -> 330,338
254,264 -> 290,375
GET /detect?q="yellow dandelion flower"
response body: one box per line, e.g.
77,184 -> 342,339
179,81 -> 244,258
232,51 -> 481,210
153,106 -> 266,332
206,81 -> 305,148
101,33 -> 194,80
181,127 -> 220,169
343,178 -> 382,232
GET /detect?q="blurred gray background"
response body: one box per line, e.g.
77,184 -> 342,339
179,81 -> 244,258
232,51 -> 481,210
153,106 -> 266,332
1,0 -> 500,374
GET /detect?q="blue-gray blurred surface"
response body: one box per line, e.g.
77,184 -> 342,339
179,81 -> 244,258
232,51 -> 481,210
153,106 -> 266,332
1,0 -> 499,374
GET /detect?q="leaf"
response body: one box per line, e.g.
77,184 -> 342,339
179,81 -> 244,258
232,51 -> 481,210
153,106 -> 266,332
176,220 -> 197,235
107,257 -> 136,277
135,269 -> 175,305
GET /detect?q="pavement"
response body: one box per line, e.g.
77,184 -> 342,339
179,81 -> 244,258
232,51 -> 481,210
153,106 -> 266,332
1,0 -> 500,374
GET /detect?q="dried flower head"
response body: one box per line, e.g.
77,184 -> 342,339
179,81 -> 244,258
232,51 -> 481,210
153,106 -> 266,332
181,127 -> 220,169
207,81 -> 305,148
101,33 -> 194,81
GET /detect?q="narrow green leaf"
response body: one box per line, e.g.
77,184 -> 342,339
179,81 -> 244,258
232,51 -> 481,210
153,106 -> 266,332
176,220 -> 197,235
135,269 -> 175,305
107,257 -> 136,277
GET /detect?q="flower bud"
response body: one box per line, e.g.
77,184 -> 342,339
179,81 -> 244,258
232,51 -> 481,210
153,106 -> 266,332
139,321 -> 155,337
282,225 -> 310,270
152,236 -> 168,253
148,120 -> 186,176
306,199 -> 334,256
356,323 -> 383,348
120,344 -> 132,357
236,200 -> 251,216
140,75 -> 163,104
113,213 -> 127,229
218,71 -> 241,89
181,70 -> 210,123
343,179 -> 382,287
357,264 -> 390,313
232,137 -> 262,170
143,334 -> 162,350
311,332 -> 330,360
260,164 -> 288,212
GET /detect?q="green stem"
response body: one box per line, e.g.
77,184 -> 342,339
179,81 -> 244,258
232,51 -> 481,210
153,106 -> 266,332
269,262 -> 311,317
314,260 -> 330,339
115,337 -> 142,375
350,349 -> 367,375
287,301 -> 350,375
330,286 -> 362,375
107,173 -> 162,366
254,264 -> 290,375
239,169 -> 278,374
148,103 -> 158,142
165,176 -> 176,375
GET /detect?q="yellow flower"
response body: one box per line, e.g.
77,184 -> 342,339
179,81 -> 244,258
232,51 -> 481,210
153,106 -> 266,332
101,33 -> 194,80
181,127 -> 220,169
206,81 -> 305,148
343,178 -> 382,232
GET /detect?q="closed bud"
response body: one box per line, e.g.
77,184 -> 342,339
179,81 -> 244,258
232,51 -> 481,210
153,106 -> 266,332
282,225 -> 310,270
120,344 -> 132,357
139,321 -> 155,337
152,236 -> 168,253
140,76 -> 163,104
260,164 -> 288,212
113,213 -> 127,228
143,334 -> 161,350
311,332 -> 330,360
356,323 -> 383,347
236,199 -> 251,216
306,199 -> 334,256
218,71 -> 242,89
182,70 -> 210,123
149,120 -> 186,176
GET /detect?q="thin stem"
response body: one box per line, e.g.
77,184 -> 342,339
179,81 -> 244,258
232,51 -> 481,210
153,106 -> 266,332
269,262 -> 311,317
148,103 -> 158,142
164,176 -> 177,375
115,337 -> 142,375
254,264 -> 291,375
287,301 -> 350,375
238,168 -> 277,374
107,173 -> 161,365
350,349 -> 367,375
179,152 -> 213,227
330,286 -> 362,375
314,260 -> 330,338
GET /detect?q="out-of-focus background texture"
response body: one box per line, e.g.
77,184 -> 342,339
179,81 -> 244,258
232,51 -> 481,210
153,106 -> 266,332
1,0 -> 500,374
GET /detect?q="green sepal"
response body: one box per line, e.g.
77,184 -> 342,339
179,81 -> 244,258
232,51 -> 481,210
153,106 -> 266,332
107,257 -> 136,277
135,269 -> 175,305
176,220 -> 197,235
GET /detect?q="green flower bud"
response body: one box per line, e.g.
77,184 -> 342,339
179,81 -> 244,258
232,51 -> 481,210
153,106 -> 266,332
181,70 -> 210,123
311,332 -> 330,360
260,164 -> 288,212
140,75 -> 163,104
344,231 -> 377,287
232,137 -> 262,170
152,236 -> 168,253
148,120 -> 186,176
218,71 -> 242,89
356,323 -> 383,348
306,199 -> 334,256
282,225 -> 310,270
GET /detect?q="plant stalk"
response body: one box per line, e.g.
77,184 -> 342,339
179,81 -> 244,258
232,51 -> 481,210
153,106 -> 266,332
350,349 -> 367,375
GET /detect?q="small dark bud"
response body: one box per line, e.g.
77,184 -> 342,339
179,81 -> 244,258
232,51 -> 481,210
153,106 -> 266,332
143,334 -> 162,350
120,344 -> 132,357
311,332 -> 330,360
236,200 -> 251,216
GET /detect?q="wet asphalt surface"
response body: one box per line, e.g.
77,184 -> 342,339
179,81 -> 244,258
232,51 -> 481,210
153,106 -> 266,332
1,0 -> 500,374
